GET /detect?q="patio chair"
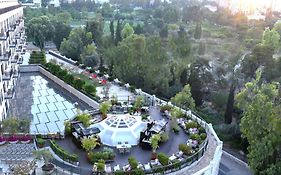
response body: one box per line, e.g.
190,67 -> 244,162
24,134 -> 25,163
113,164 -> 120,171
144,163 -> 151,170
105,164 -> 112,173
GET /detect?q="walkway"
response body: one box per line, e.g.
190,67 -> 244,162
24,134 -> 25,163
219,153 -> 252,175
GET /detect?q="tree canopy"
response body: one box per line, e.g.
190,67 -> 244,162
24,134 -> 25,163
26,16 -> 54,50
236,69 -> 281,175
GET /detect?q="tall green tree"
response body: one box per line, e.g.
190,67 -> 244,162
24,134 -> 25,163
236,69 -> 281,175
27,16 -> 54,50
262,27 -> 280,51
110,20 -> 115,42
194,23 -> 202,39
115,19 -> 123,45
86,17 -> 104,46
121,23 -> 134,39
171,84 -> 195,110
80,45 -> 99,67
52,22 -> 71,50
60,27 -> 92,61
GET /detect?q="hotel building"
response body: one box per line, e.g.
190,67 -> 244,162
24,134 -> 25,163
0,0 -> 25,121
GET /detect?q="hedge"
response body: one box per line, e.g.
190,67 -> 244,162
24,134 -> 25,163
29,51 -> 46,65
158,153 -> 169,165
50,140 -> 78,163
44,62 -> 100,102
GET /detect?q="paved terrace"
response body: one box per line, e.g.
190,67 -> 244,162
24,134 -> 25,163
56,107 -> 189,175
9,72 -> 91,134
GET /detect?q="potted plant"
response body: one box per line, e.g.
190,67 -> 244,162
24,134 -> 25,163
150,134 -> 161,160
20,135 -> 32,144
37,138 -> 45,148
0,136 -> 6,145
9,135 -> 19,144
99,102 -> 111,119
33,150 -> 54,174
81,137 -> 100,153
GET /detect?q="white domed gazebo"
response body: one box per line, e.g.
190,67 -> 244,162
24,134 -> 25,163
92,114 -> 147,147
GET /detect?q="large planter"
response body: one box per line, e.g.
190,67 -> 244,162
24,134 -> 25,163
20,135 -> 32,144
0,137 -> 6,145
0,141 -> 6,145
8,136 -> 19,144
9,140 -> 19,144
21,140 -> 31,144
42,163 -> 55,174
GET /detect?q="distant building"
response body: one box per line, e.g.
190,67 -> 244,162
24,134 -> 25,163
49,0 -> 60,7
0,0 -> 26,121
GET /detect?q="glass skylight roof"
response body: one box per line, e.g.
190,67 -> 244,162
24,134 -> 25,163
91,114 -> 147,146
104,115 -> 137,128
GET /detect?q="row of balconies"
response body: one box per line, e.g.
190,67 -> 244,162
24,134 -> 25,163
0,17 -> 24,100
0,20 -> 25,41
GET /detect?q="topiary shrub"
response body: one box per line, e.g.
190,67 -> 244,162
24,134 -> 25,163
76,113 -> 91,127
73,78 -> 85,90
190,134 -> 200,141
160,105 -> 172,112
96,159 -> 105,171
128,156 -> 138,170
64,74 -> 74,85
157,153 -> 169,165
185,121 -> 198,129
57,69 -> 68,79
179,144 -> 192,155
198,126 -> 205,133
160,132 -> 169,143
200,133 -> 207,141
84,84 -> 96,95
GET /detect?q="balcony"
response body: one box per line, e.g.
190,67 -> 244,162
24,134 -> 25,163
0,32 -> 7,41
11,55 -> 19,63
15,34 -> 21,39
9,42 -> 16,48
17,56 -> 23,64
12,69 -> 19,78
2,70 -> 13,81
0,55 -> 9,61
4,87 -> 15,99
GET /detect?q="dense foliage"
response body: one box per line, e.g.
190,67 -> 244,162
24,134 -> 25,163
236,70 -> 281,175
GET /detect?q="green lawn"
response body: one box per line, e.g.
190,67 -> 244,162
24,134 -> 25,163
73,73 -> 100,87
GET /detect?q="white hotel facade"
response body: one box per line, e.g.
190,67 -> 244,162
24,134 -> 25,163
0,0 -> 25,121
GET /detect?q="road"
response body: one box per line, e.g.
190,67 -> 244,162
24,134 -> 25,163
219,153 -> 252,175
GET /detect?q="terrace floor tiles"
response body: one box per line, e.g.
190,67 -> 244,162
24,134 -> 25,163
54,94 -> 65,102
35,123 -> 49,134
38,96 -> 49,104
32,91 -> 41,97
31,105 -> 40,114
33,97 -> 41,105
46,103 -> 58,111
32,115 -> 40,125
39,89 -> 49,97
46,122 -> 60,133
47,89 -> 56,96
38,103 -> 49,113
37,113 -> 50,123
46,95 -> 57,103
55,110 -> 68,121
63,109 -> 76,119
46,111 -> 59,122
54,101 -> 66,110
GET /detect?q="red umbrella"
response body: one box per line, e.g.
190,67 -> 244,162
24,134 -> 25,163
101,79 -> 107,85
92,74 -> 97,79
